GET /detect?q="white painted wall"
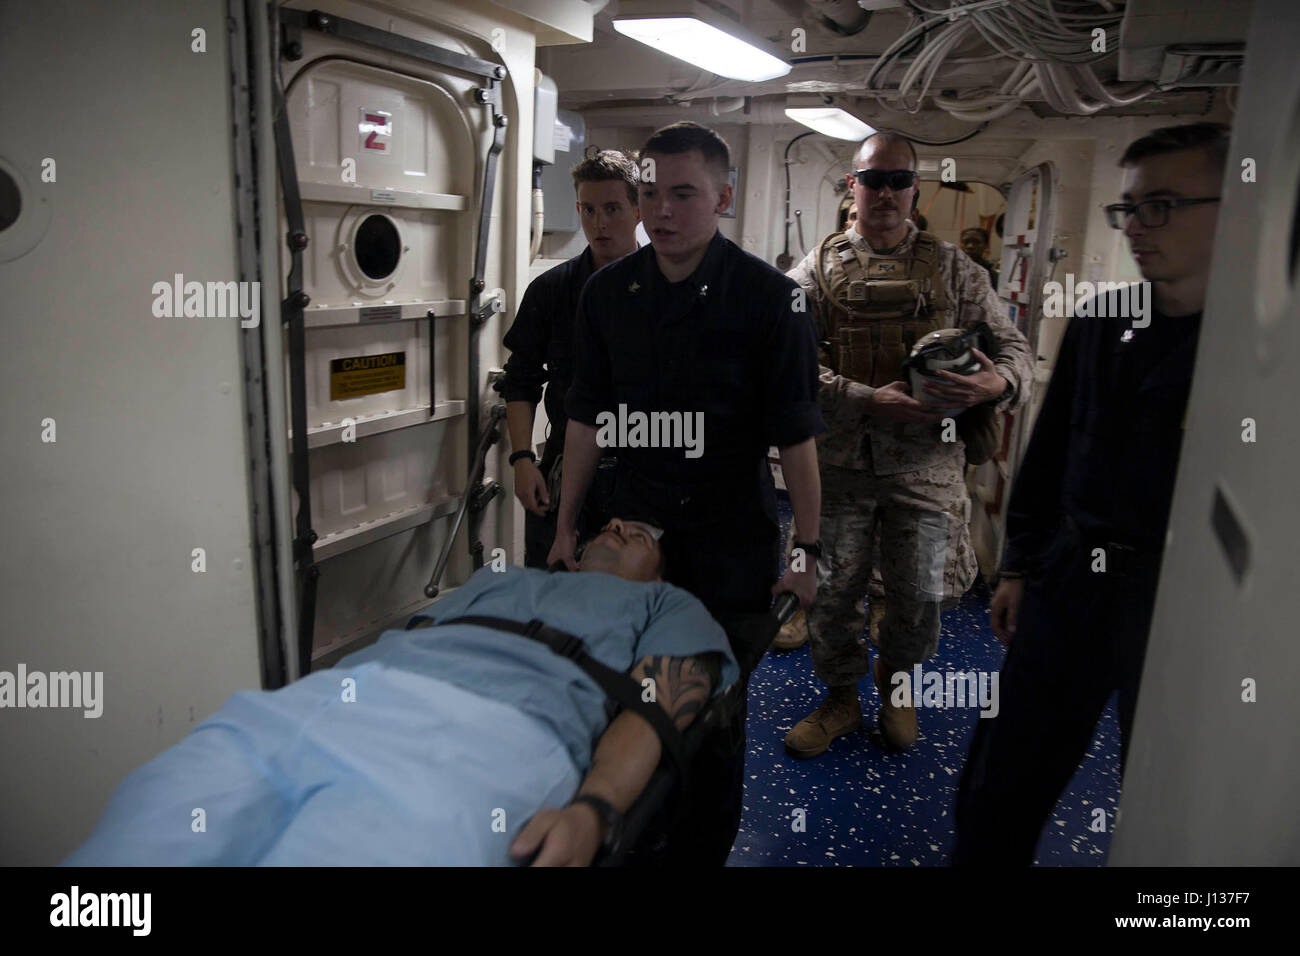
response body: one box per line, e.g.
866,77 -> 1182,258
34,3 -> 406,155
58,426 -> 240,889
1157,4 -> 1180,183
0,0 -> 263,865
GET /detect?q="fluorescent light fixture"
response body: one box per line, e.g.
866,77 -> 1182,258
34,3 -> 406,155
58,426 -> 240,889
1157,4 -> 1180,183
612,16 -> 791,82
784,107 -> 876,140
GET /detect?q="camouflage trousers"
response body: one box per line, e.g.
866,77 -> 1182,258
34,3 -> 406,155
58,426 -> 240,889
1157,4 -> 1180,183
807,461 -> 977,686
788,521 -> 883,599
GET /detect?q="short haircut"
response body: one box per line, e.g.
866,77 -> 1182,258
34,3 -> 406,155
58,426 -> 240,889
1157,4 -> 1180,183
571,149 -> 640,206
962,227 -> 989,243
641,121 -> 731,183
1119,122 -> 1231,177
854,131 -> 918,171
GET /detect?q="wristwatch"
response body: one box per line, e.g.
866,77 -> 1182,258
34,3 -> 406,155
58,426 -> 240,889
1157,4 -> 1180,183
570,794 -> 624,855
792,538 -> 824,560
509,449 -> 536,466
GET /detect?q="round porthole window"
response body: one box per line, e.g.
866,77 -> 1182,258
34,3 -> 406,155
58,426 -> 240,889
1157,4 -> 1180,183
0,156 -> 52,262
353,213 -> 401,280
0,167 -> 19,232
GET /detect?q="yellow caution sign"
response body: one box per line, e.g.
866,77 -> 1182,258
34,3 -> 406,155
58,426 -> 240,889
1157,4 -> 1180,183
330,351 -> 405,400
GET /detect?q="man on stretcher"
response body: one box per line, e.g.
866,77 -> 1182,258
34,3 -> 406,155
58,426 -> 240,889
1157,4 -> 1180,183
63,517 -> 737,867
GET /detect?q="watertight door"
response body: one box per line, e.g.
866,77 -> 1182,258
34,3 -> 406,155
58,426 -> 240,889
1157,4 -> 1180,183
281,47 -> 485,664
967,162 -> 1056,578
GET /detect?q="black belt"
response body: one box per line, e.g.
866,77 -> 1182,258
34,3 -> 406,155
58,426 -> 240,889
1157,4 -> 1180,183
405,613 -> 686,778
623,460 -> 768,517
1063,515 -> 1163,575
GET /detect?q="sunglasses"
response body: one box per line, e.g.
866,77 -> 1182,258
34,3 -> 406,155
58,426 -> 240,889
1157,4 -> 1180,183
853,169 -> 917,191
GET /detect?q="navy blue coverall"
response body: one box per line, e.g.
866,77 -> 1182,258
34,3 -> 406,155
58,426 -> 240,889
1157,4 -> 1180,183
953,301 -> 1203,864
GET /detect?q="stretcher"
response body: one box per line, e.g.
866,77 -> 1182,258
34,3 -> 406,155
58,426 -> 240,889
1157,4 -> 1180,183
68,567 -> 794,867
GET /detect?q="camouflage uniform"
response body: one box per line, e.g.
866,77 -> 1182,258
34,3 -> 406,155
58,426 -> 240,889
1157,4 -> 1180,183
787,221 -> 1033,679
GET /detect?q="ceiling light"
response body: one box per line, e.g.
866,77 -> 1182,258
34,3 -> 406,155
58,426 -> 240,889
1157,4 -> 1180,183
612,3 -> 791,83
783,107 -> 875,140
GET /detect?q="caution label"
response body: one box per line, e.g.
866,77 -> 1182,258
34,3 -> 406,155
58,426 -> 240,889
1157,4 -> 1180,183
330,351 -> 405,400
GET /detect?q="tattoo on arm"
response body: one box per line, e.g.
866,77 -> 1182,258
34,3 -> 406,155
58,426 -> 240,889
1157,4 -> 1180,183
629,653 -> 722,732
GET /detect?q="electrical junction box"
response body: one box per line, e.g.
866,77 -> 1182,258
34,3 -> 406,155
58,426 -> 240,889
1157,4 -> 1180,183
538,108 -> 586,234
533,70 -> 558,164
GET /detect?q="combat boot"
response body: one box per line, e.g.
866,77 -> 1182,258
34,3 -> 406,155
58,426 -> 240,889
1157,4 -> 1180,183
783,685 -> 861,759
872,656 -> 917,750
771,606 -> 809,651
867,599 -> 886,648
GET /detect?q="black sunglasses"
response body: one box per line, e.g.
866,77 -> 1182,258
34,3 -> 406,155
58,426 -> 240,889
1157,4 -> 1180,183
854,169 -> 917,191
1104,197 -> 1220,229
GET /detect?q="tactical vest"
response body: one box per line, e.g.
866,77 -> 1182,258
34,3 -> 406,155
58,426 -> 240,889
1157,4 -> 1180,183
814,230 -> 952,388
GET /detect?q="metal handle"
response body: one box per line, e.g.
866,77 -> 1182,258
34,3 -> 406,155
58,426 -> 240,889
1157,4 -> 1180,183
772,591 -> 799,625
424,403 -> 507,598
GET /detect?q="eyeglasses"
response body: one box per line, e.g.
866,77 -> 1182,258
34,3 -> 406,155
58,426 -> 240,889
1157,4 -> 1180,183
1104,197 -> 1220,229
853,169 -> 917,191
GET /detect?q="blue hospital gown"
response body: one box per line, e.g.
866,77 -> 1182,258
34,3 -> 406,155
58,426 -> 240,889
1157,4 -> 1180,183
63,567 -> 736,866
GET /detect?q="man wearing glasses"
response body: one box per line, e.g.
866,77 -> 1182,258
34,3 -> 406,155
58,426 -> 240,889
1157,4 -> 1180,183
785,132 -> 1032,756
953,122 -> 1227,864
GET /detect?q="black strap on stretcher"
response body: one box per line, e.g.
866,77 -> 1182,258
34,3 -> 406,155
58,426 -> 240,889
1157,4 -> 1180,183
406,614 -> 687,779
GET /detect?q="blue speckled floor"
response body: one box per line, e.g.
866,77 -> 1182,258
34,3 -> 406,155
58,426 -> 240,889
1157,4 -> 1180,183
726,493 -> 1122,867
